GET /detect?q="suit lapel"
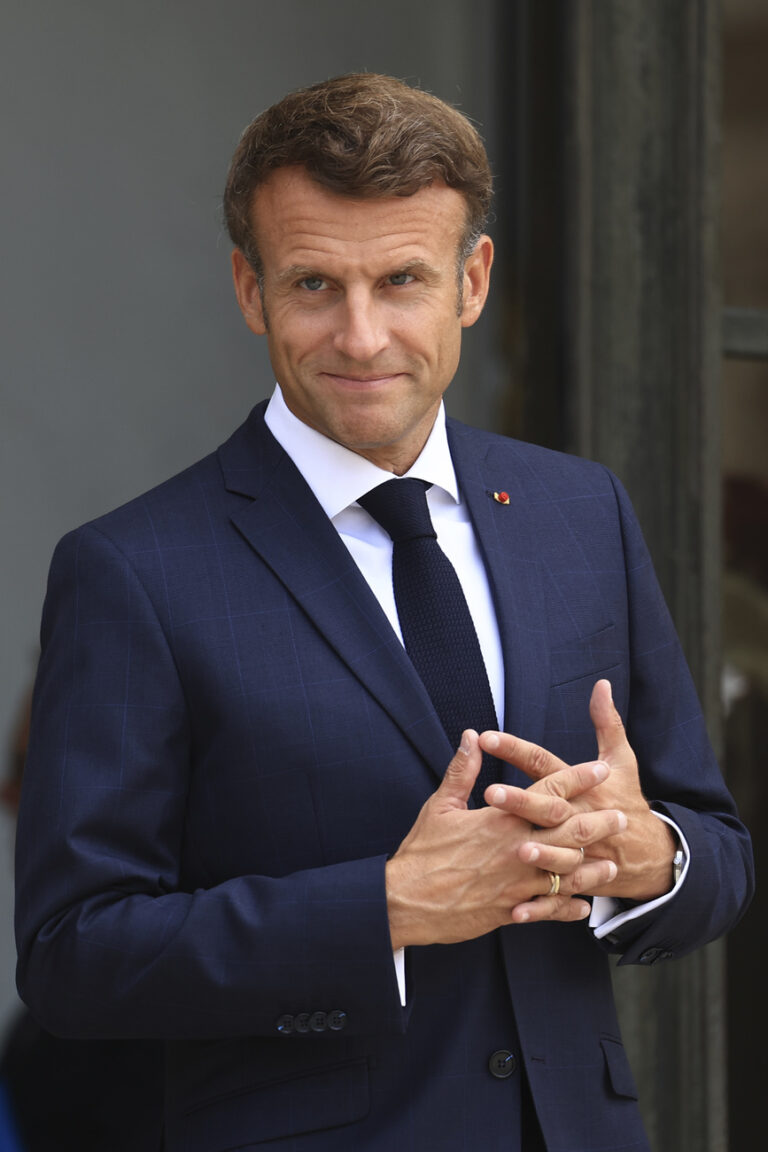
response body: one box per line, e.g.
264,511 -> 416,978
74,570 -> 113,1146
448,422 -> 551,781
219,407 -> 453,780
218,407 -> 554,787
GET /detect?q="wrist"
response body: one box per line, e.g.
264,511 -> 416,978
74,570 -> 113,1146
647,819 -> 678,898
618,816 -> 677,901
385,855 -> 413,952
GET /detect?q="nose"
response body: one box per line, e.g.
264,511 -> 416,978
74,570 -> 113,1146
333,289 -> 390,362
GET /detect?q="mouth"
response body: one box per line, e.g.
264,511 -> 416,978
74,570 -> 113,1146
320,371 -> 405,388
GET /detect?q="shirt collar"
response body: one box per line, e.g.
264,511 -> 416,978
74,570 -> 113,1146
264,384 -> 459,519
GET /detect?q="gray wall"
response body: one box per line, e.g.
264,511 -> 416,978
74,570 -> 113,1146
0,0 -> 500,1028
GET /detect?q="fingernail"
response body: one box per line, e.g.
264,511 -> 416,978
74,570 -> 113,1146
592,761 -> 609,781
527,845 -> 540,862
519,911 -> 530,922
460,733 -> 471,754
484,732 -> 499,750
616,811 -> 627,830
578,903 -> 590,919
490,786 -> 506,806
607,861 -> 617,880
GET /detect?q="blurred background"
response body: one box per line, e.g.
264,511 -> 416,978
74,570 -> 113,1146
1,2 -> 765,1149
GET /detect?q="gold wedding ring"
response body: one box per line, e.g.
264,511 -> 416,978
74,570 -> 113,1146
547,871 -> 561,896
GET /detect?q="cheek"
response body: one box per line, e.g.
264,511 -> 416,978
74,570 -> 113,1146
288,316 -> 335,361
267,323 -> 321,374
400,312 -> 453,359
425,319 -> 462,373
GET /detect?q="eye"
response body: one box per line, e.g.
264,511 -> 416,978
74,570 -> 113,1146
387,272 -> 415,287
298,276 -> 327,292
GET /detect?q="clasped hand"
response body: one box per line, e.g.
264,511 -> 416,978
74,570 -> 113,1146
386,680 -> 676,950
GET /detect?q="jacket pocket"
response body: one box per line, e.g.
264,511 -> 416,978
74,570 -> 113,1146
550,623 -> 620,688
182,1058 -> 369,1151
600,1035 -> 639,1099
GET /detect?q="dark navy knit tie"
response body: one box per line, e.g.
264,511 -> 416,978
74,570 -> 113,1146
358,478 -> 499,806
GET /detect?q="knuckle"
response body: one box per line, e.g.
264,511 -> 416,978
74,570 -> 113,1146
542,776 -> 568,801
572,815 -> 592,844
549,897 -> 568,921
550,797 -> 571,821
528,746 -> 551,777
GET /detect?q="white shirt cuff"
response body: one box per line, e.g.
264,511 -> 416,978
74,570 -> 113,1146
393,947 -> 407,1005
590,811 -> 689,940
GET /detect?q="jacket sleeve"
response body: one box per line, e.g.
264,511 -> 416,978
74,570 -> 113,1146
15,524 -> 406,1040
596,469 -> 754,965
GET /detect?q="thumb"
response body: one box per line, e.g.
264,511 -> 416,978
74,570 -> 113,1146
589,679 -> 629,765
435,730 -> 482,809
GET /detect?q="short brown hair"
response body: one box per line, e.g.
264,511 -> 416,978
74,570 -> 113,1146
223,73 -> 492,274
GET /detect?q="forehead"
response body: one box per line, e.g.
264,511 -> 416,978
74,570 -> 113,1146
249,167 -> 467,272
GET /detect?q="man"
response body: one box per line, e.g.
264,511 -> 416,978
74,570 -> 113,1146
15,74 -> 753,1151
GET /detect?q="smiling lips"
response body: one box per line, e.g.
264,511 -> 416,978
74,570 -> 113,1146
321,370 -> 406,387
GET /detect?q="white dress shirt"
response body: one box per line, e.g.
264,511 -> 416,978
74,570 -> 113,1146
265,384 -> 505,724
264,385 -> 688,1001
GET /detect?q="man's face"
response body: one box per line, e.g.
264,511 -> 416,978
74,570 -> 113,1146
232,167 -> 493,474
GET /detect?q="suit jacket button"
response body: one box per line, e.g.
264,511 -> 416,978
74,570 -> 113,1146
309,1011 -> 327,1032
639,948 -> 661,965
488,1050 -> 517,1079
276,1014 -> 294,1035
294,1013 -> 311,1033
327,1009 -> 348,1031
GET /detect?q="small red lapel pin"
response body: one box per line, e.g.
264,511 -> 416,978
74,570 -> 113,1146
491,490 -> 510,505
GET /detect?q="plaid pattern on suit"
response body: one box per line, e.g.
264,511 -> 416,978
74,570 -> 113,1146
15,403 -> 753,1150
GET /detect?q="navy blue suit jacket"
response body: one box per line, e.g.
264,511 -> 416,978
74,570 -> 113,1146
15,405 -> 752,1151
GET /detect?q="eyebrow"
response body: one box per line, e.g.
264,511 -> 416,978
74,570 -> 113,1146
393,259 -> 442,282
276,266 -> 322,286
274,259 -> 443,287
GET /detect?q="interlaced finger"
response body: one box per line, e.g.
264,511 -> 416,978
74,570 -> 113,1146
516,811 -> 625,880
485,762 -> 610,826
509,895 -> 591,925
480,731 -> 568,780
518,841 -> 586,875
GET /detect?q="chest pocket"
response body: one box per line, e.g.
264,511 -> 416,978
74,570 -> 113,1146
549,623 -> 620,688
545,624 -> 626,762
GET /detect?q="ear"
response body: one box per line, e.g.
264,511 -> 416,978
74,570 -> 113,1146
231,249 -> 267,335
460,235 -> 494,328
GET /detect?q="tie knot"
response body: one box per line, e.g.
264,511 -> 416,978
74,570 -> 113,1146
358,478 -> 436,544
